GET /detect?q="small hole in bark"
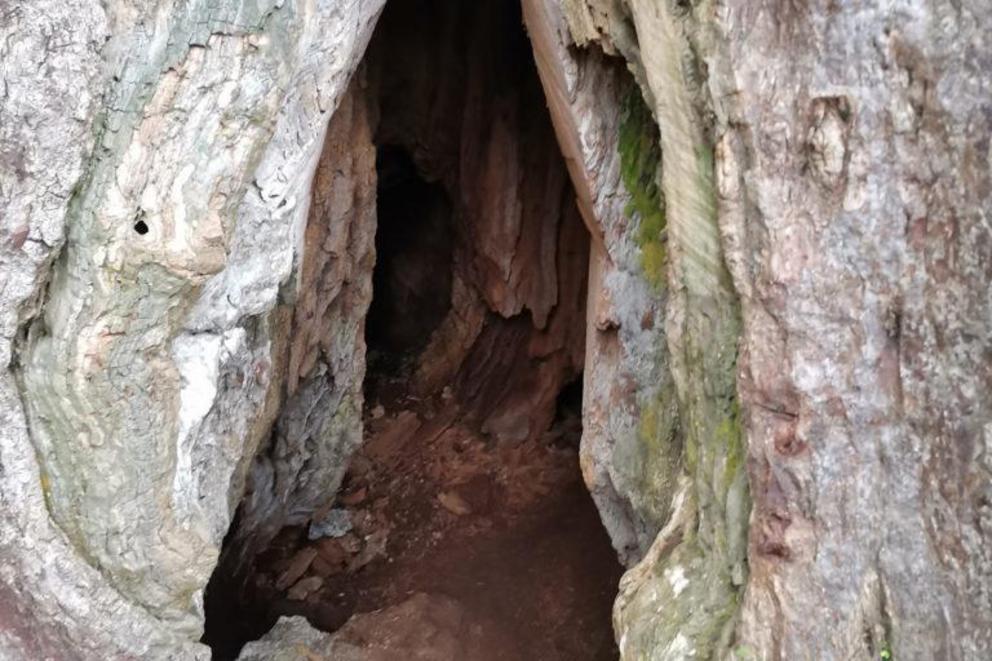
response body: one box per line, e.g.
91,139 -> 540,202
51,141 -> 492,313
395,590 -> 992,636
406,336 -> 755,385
133,220 -> 149,235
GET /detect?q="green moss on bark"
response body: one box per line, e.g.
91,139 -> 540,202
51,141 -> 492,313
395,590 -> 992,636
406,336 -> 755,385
610,14 -> 748,661
627,378 -> 682,532
619,88 -> 667,291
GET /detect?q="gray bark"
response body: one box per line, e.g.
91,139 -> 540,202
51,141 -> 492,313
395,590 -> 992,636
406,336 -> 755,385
557,0 -> 992,658
0,0 -> 989,659
1,0 -> 383,656
715,3 -> 992,658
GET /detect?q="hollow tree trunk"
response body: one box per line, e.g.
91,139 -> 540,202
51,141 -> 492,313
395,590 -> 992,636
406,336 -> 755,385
1,1 -> 989,660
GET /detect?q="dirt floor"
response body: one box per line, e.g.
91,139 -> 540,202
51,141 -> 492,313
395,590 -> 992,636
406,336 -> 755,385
211,363 -> 622,660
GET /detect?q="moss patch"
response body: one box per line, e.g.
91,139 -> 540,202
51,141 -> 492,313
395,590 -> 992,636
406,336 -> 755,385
613,31 -> 749,661
630,380 -> 682,530
719,399 -> 744,493
619,88 -> 667,291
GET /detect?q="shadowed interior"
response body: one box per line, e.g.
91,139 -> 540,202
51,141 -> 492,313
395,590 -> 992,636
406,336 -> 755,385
202,2 -> 621,658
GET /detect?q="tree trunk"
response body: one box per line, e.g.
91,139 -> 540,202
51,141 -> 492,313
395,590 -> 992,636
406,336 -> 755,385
1,0 -> 988,659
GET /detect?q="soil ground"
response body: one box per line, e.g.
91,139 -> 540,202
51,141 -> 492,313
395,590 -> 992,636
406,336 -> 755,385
211,364 -> 622,660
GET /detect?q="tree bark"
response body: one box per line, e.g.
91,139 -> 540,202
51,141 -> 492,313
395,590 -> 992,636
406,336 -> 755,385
1,0 -> 989,659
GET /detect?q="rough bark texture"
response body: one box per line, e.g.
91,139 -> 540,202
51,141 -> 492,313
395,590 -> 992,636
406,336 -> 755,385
711,3 -> 992,659
1,0 -> 990,659
222,67 -> 379,575
531,0 -> 991,658
2,0 -> 384,656
540,1 -> 749,657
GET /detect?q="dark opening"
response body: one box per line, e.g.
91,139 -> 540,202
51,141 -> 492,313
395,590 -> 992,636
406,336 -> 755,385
203,1 -> 620,658
365,145 -> 453,375
551,375 -> 584,448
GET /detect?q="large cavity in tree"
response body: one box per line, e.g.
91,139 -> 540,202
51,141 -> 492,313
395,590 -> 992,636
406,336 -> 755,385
203,1 -> 621,658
